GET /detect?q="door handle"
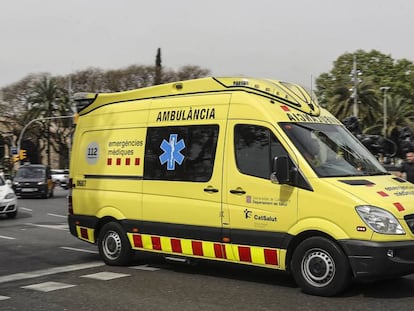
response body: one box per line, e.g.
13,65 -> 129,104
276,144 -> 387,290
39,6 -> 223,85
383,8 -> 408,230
230,188 -> 246,195
204,187 -> 219,193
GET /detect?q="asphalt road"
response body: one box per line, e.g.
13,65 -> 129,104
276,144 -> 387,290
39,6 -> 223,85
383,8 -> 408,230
1,188 -> 414,311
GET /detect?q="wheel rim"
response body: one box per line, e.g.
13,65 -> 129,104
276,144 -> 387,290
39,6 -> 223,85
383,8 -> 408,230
301,248 -> 335,287
102,230 -> 122,260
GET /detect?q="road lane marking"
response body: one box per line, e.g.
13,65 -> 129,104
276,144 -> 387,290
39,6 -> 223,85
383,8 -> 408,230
60,246 -> 99,254
0,261 -> 105,284
24,223 -> 68,230
0,295 -> 10,300
22,281 -> 76,292
47,213 -> 67,218
130,265 -> 160,271
20,207 -> 32,212
81,272 -> 130,281
0,235 -> 15,240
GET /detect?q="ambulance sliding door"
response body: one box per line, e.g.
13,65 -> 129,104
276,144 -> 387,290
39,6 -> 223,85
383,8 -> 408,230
141,94 -> 230,258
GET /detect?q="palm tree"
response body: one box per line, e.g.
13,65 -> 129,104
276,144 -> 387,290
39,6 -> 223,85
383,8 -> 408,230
327,78 -> 380,129
355,79 -> 380,128
364,95 -> 414,158
364,95 -> 414,135
326,84 -> 352,121
48,90 -> 73,168
26,76 -> 65,165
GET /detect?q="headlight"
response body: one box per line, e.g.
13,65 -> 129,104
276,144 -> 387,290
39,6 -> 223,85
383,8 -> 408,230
5,193 -> 16,200
13,181 -> 19,186
37,181 -> 45,185
356,205 -> 405,235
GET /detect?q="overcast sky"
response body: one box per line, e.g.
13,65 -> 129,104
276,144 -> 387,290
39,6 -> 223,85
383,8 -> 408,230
1,0 -> 413,88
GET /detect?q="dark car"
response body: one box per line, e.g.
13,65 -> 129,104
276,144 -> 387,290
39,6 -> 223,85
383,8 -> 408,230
12,164 -> 55,198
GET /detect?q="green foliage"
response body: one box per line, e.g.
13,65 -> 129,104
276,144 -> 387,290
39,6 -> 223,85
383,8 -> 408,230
316,49 -> 414,138
0,62 -> 211,167
154,47 -> 162,85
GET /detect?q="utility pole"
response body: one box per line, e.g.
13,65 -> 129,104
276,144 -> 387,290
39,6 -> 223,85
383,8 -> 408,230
351,54 -> 360,117
380,86 -> 391,137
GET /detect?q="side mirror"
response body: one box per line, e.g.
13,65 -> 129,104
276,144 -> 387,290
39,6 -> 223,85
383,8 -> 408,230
5,179 -> 12,187
271,156 -> 290,184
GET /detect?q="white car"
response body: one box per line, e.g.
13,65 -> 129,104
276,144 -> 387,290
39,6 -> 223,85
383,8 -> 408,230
51,169 -> 69,189
0,174 -> 18,218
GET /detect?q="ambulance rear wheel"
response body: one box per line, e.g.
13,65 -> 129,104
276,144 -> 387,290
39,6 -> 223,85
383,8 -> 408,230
98,222 -> 132,266
291,236 -> 351,296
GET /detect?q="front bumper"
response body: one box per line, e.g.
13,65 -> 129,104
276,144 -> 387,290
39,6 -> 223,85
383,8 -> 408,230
14,186 -> 47,197
340,239 -> 414,281
0,200 -> 18,214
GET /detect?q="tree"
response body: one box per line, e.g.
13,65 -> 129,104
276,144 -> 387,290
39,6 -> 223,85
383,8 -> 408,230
27,76 -> 59,165
1,73 -> 46,113
154,48 -> 162,85
0,61 -> 211,168
365,95 -> 414,158
25,76 -> 72,167
316,49 -> 414,136
176,65 -> 211,81
326,78 -> 379,127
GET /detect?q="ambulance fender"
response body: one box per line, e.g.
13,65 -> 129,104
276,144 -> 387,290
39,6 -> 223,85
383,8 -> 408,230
96,206 -> 126,221
288,218 -> 350,241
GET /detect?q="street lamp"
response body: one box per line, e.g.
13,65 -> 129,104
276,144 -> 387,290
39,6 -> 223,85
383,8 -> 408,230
17,115 -> 73,166
380,86 -> 390,137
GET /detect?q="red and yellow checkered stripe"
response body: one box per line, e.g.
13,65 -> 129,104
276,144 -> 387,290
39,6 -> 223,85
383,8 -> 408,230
76,226 -> 95,243
127,233 -> 282,268
75,225 -> 285,269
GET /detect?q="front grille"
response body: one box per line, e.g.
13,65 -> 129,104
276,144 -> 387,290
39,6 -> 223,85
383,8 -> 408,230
404,214 -> 414,234
0,205 -> 15,213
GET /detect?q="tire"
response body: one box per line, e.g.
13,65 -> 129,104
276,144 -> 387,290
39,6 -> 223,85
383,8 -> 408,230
291,236 -> 352,296
41,185 -> 49,199
98,222 -> 133,266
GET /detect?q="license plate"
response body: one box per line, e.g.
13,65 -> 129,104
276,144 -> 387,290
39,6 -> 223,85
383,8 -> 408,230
22,188 -> 37,192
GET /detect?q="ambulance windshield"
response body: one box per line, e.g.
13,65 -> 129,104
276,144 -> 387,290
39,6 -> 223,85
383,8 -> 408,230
281,123 -> 388,177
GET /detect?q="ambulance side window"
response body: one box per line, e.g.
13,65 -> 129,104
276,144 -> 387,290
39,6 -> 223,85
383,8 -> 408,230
144,125 -> 219,182
235,124 -> 287,179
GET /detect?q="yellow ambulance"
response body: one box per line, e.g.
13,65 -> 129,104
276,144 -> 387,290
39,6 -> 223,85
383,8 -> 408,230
68,77 -> 414,296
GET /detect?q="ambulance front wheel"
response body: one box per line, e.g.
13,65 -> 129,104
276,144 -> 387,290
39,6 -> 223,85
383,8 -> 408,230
98,222 -> 133,266
291,236 -> 352,297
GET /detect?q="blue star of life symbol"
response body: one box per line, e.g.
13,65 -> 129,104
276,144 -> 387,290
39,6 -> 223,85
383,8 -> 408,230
159,134 -> 185,170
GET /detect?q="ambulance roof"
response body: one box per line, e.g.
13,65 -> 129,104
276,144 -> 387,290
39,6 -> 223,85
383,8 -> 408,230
74,77 -> 320,116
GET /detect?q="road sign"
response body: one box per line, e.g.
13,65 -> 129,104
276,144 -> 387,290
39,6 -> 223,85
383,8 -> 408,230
11,147 -> 17,155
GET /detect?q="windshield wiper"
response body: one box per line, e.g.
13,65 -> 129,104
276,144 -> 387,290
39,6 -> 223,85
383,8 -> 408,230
367,171 -> 390,176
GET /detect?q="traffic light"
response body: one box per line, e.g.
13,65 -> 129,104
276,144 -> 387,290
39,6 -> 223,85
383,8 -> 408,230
19,149 -> 27,160
73,113 -> 79,125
